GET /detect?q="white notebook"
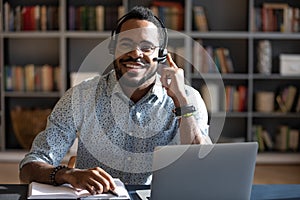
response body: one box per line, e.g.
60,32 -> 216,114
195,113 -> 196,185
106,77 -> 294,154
28,178 -> 130,199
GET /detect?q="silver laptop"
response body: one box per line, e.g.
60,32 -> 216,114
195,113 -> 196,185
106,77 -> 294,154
148,142 -> 258,200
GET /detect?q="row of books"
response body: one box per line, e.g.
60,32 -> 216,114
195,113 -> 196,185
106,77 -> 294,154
4,64 -> 60,92
252,3 -> 300,32
193,42 -> 234,74
200,84 -> 247,113
253,125 -> 299,152
225,85 -> 247,112
3,3 -> 59,31
68,5 -> 124,31
150,1 -> 184,31
67,1 -> 184,32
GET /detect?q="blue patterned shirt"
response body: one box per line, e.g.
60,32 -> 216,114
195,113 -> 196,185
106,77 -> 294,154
20,71 -> 209,185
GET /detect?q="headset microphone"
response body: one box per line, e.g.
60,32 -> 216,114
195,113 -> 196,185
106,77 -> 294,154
153,56 -> 166,63
153,48 -> 168,63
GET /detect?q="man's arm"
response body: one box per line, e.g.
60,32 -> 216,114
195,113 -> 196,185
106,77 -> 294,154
20,161 -> 116,195
19,85 -> 116,194
160,54 -> 212,144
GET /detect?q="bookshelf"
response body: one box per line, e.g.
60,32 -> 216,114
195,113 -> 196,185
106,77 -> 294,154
0,0 -> 299,163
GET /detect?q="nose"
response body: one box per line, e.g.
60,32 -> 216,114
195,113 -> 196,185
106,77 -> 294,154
127,47 -> 144,58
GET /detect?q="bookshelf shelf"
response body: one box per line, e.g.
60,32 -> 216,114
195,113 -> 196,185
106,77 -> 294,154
0,0 -> 299,163
225,112 -> 249,118
4,91 -> 61,98
253,74 -> 300,80
190,31 -> 250,39
252,112 -> 300,118
251,32 -> 300,39
65,31 -> 111,37
2,32 -> 61,38
191,74 -> 249,80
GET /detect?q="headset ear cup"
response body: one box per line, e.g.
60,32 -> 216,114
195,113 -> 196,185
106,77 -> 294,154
108,39 -> 115,55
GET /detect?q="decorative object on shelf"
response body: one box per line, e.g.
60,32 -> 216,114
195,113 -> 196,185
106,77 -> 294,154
257,40 -> 272,74
280,54 -> 300,76
255,91 -> 274,112
275,85 -> 298,113
10,107 -> 52,149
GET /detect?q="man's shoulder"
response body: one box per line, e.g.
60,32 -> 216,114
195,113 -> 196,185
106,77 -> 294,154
74,72 -> 113,90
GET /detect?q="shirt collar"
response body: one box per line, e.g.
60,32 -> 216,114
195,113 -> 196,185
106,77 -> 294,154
107,71 -> 165,103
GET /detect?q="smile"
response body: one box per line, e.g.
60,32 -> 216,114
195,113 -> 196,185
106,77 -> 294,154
125,63 -> 143,69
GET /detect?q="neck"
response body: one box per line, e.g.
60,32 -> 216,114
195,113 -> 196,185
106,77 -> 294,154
121,79 -> 155,103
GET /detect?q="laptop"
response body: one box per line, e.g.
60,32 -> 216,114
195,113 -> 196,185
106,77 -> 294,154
137,142 -> 258,200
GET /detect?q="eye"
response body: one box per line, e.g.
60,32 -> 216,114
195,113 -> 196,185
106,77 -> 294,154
139,43 -> 154,52
119,42 -> 132,50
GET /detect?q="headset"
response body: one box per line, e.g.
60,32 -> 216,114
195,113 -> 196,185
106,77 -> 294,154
108,12 -> 168,63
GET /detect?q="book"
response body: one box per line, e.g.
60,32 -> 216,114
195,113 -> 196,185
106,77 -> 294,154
193,6 -> 208,31
4,65 -> 13,91
28,178 -> 130,199
41,64 -> 54,91
96,5 -> 104,31
24,64 -> 35,91
40,5 -> 47,31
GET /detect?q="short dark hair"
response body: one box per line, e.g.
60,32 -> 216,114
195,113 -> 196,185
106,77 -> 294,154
114,6 -> 167,48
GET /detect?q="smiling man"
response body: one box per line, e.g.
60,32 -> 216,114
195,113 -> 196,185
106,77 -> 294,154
19,6 -> 212,195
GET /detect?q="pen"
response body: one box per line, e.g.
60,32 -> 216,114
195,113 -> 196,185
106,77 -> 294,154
109,189 -> 119,197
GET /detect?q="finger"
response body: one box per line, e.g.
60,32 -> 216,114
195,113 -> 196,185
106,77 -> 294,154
86,184 -> 97,195
95,167 -> 116,191
88,179 -> 104,194
166,53 -> 178,69
160,70 -> 170,88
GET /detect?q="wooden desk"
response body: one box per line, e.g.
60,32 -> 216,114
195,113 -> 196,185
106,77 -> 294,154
1,184 -> 300,200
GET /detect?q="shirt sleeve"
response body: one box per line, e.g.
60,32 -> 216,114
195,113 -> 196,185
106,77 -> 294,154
19,88 -> 78,169
185,85 -> 209,136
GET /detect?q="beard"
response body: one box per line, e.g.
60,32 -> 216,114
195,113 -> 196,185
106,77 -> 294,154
113,59 -> 157,88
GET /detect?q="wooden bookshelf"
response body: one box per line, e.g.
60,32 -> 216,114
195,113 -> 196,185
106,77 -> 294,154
0,0 -> 299,163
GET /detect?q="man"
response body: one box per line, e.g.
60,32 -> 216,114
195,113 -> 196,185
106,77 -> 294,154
19,6 -> 211,195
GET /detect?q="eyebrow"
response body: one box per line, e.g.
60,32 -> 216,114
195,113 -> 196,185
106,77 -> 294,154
118,38 -> 157,46
119,38 -> 133,43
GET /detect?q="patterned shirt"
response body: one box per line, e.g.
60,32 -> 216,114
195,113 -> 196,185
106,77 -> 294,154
20,71 -> 209,185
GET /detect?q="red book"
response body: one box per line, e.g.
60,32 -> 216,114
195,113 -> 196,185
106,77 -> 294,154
22,6 -> 35,30
238,85 -> 247,112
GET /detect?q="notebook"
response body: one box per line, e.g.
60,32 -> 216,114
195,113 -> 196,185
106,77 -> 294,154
137,142 -> 258,200
28,178 -> 130,199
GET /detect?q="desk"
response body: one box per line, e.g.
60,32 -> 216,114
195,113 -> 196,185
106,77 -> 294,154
1,184 -> 300,200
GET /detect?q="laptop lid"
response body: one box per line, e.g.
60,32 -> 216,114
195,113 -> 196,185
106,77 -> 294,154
150,142 -> 258,200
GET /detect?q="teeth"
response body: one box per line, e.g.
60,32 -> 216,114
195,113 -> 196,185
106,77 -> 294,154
125,64 -> 142,68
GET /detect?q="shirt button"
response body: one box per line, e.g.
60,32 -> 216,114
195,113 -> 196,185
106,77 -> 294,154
127,157 -> 131,161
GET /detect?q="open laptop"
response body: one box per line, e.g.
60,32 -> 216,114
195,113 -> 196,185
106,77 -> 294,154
137,142 -> 258,200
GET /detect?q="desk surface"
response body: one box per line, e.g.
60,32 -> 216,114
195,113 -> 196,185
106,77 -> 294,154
1,184 -> 300,200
